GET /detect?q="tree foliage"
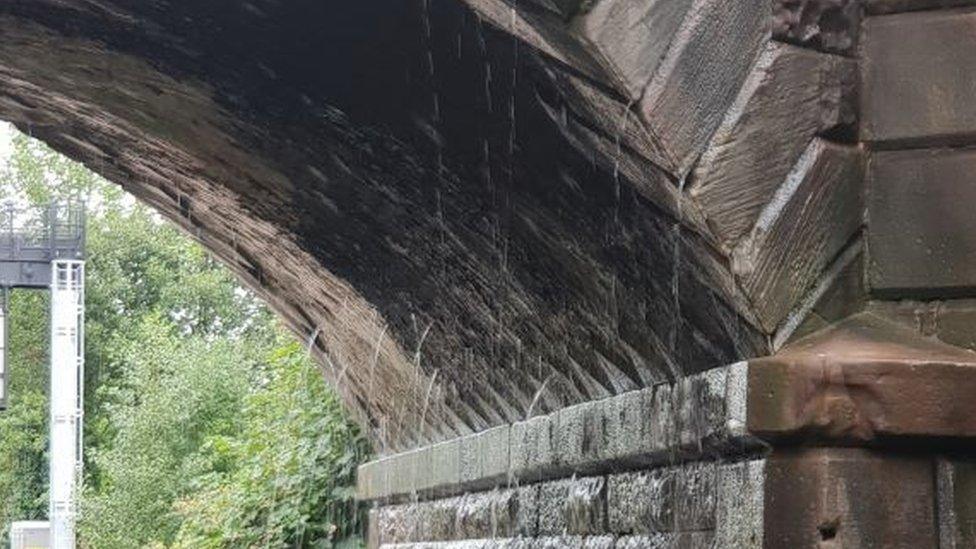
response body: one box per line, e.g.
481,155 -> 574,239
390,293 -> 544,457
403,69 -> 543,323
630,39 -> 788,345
0,127 -> 369,547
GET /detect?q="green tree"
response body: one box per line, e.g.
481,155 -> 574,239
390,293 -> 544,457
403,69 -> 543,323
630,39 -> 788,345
0,127 -> 368,547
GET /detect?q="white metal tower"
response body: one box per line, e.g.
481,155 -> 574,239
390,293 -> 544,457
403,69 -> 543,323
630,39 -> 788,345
48,261 -> 84,549
1,203 -> 85,549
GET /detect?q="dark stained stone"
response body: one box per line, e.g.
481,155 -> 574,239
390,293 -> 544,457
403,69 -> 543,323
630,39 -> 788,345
773,0 -> 862,55
862,8 -> 976,147
764,448 -> 938,549
868,148 -> 976,296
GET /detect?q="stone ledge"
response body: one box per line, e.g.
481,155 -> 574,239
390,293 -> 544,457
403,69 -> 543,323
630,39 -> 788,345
358,363 -> 762,502
748,314 -> 976,443
362,314 -> 976,503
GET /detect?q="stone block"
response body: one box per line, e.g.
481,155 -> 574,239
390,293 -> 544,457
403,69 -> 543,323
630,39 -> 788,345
674,463 -> 717,532
429,498 -> 459,541
538,477 -> 607,536
556,400 -> 606,473
537,480 -> 571,536
459,433 -> 482,487
748,314 -> 976,443
358,460 -> 376,500
368,508 -> 381,549
430,440 -> 460,493
607,469 -> 675,534
723,362 -> 749,439
603,389 -> 650,465
868,148 -> 976,295
510,415 -> 556,482
574,0 -> 695,99
773,0 -> 861,55
764,448 -> 937,548
565,476 -> 607,535
453,489 -> 518,540
645,383 -> 676,457
392,446 -> 432,495
637,0 -> 768,176
580,536 -> 614,549
458,427 -> 509,490
866,0 -> 976,12
376,504 -> 410,545
714,459 -> 765,549
516,484 -> 541,537
690,42 -> 856,251
481,425 -> 511,486
454,493 -> 490,540
615,534 -> 694,548
938,458 -> 976,549
862,8 -> 976,146
732,139 -> 864,332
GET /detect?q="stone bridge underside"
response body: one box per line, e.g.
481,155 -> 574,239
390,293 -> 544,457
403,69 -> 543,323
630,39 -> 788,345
0,0 -> 974,457
6,0 -> 976,546
0,0 -> 815,452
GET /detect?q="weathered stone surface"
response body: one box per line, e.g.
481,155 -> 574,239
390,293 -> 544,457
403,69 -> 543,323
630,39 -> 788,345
866,0 -> 976,14
463,0 -> 608,83
430,440 -> 461,493
674,464 -> 717,531
607,470 -> 675,534
764,448 -> 937,548
862,8 -> 976,146
517,484 -> 541,537
540,105 -> 713,239
938,458 -> 976,549
637,0 -> 768,176
773,0 -> 862,55
573,0 -> 695,99
555,400 -> 606,473
602,389 -> 651,466
748,314 -> 976,443
361,363 -> 760,502
543,68 -> 676,180
733,139 -> 864,332
511,415 -> 558,482
615,533 -> 714,548
868,299 -> 976,352
786,247 -> 866,346
538,477 -> 606,535
460,426 -> 511,489
868,148 -> 976,295
714,460 -> 765,549
690,43 -> 856,251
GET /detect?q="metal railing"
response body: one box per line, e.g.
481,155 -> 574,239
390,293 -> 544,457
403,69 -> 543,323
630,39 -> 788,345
0,202 -> 86,260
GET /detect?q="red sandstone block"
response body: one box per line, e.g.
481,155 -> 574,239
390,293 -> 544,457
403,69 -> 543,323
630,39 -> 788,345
862,9 -> 976,146
764,448 -> 937,548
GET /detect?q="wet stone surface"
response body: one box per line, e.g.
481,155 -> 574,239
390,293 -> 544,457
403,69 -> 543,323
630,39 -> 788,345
773,0 -> 862,55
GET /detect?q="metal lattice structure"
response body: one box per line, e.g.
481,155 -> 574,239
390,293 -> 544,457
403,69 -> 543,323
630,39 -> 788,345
0,202 -> 85,549
0,202 -> 85,289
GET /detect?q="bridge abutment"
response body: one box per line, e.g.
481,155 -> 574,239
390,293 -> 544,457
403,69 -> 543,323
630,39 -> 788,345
359,314 -> 976,547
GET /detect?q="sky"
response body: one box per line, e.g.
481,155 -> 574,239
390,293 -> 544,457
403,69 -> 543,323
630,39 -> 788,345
0,123 -> 12,163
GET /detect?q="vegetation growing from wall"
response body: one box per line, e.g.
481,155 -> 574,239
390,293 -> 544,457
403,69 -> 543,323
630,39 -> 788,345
0,129 -> 369,547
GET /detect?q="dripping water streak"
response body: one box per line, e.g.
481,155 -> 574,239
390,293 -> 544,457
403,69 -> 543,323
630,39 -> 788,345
525,373 -> 554,420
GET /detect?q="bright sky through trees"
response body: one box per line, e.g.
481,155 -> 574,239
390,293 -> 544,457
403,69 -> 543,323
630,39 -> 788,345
0,125 -> 369,548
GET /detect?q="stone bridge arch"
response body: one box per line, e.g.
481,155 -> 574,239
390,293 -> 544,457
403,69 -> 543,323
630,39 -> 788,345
3,0 -> 976,546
